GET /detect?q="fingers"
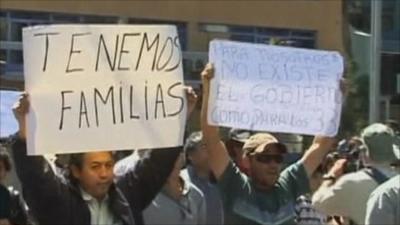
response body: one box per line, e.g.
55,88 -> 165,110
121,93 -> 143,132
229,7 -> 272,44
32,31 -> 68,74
13,92 -> 30,117
329,158 -> 347,177
200,63 -> 214,80
184,86 -> 198,100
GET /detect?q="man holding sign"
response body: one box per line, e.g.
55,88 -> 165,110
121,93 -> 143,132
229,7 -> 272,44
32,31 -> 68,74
9,24 -> 198,225
10,87 -> 197,225
200,62 -> 341,225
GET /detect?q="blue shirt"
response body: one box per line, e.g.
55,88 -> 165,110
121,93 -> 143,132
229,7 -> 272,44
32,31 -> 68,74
182,166 -> 224,225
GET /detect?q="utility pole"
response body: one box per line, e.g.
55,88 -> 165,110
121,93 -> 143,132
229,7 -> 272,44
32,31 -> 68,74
369,0 -> 382,123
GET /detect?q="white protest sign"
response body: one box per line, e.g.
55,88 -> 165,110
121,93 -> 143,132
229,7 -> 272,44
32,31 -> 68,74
208,40 -> 344,136
23,25 -> 186,155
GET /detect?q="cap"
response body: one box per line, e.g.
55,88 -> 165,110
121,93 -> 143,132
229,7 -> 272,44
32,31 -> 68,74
229,129 -> 253,143
243,133 -> 287,155
361,123 -> 400,162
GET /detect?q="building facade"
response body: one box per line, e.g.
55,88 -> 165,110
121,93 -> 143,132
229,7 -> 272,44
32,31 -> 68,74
1,0 -> 346,90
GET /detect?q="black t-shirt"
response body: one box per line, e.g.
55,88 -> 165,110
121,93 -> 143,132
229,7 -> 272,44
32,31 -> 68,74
0,184 -> 11,219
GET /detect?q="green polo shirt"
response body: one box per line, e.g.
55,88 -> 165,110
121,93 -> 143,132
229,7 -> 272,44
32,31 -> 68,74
218,161 -> 310,225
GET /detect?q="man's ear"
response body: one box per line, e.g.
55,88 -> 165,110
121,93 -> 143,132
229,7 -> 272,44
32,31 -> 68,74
70,165 -> 81,180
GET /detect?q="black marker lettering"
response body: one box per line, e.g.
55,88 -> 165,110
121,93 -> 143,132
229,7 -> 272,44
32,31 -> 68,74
66,32 -> 90,73
59,90 -> 73,130
33,32 -> 60,72
79,91 -> 90,128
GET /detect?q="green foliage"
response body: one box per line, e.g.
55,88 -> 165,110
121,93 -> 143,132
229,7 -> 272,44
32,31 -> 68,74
339,59 -> 369,137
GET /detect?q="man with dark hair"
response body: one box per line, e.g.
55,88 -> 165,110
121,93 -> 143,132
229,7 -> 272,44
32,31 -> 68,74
225,129 -> 253,175
11,87 -> 197,225
200,64 -> 337,225
182,131 -> 224,225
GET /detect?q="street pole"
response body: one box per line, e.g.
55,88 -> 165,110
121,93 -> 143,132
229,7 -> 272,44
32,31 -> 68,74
369,0 -> 382,123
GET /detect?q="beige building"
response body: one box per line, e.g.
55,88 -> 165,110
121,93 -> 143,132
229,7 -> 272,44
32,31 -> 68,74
1,0 -> 346,89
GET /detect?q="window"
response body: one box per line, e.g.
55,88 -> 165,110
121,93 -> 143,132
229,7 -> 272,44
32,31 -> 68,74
9,50 -> 23,64
199,23 -> 316,49
0,17 -> 8,41
128,18 -> 187,50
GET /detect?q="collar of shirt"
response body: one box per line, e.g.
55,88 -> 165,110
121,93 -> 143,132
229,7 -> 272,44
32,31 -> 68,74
373,164 -> 398,178
181,175 -> 190,196
79,187 -> 121,225
80,187 -> 109,203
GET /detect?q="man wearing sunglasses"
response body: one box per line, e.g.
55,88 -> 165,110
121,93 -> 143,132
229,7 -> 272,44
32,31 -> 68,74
200,63 -> 336,225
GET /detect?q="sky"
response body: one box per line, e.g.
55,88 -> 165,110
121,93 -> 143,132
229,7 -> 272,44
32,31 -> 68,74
0,90 -> 21,137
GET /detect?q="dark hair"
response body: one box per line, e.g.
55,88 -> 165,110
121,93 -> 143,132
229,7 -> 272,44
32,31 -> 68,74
68,152 -> 116,169
68,153 -> 85,169
0,147 -> 12,172
67,152 -> 115,184
184,131 -> 203,154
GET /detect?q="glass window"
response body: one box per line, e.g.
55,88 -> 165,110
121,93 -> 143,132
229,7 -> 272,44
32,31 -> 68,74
230,34 -> 255,43
0,49 -> 6,62
255,36 -> 270,44
128,18 -> 187,50
82,15 -> 118,24
9,50 -> 23,64
10,21 -> 29,41
230,25 -> 254,34
52,13 -> 80,23
10,10 -> 49,20
0,17 -> 8,41
256,27 -> 289,36
290,30 -> 315,38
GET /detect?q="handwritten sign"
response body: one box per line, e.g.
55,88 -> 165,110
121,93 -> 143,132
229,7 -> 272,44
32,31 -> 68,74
23,25 -> 186,155
208,40 -> 343,136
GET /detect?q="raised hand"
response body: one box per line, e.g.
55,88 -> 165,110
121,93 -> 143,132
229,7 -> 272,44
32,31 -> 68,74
184,86 -> 198,118
12,92 -> 29,140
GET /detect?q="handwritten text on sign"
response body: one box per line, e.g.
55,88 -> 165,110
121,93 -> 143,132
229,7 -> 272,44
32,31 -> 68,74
23,25 -> 186,155
208,40 -> 343,136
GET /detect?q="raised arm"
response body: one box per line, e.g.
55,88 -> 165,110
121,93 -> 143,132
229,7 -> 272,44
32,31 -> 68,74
200,63 -> 230,179
299,78 -> 347,177
116,86 -> 198,211
299,136 -> 335,177
11,93 -> 69,224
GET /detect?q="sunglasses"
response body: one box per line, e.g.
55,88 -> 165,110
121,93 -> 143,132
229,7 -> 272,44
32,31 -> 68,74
255,154 -> 284,164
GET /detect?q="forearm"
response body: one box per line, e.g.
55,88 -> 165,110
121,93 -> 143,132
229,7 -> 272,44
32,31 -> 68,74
300,136 -> 334,177
11,134 -> 61,194
200,68 -> 229,179
117,146 -> 181,211
200,80 -> 220,144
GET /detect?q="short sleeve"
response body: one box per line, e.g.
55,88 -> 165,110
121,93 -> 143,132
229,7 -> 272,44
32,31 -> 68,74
217,161 -> 251,204
278,162 -> 310,199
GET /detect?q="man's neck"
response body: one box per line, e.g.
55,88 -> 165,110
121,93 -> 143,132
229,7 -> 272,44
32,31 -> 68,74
80,187 -> 106,202
191,165 -> 209,179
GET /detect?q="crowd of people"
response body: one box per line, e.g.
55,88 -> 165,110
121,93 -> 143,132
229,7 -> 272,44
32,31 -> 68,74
0,63 -> 399,225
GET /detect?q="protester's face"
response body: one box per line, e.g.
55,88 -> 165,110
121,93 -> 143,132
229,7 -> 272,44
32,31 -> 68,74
249,146 -> 283,191
72,152 -> 114,200
0,161 -> 7,183
188,143 -> 209,171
